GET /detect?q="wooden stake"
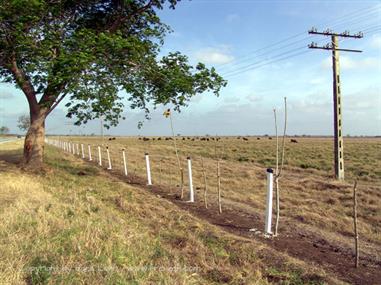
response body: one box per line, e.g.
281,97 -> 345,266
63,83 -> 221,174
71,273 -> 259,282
274,97 -> 287,237
217,160 -> 222,214
353,180 -> 359,268
201,157 -> 208,209
180,168 -> 184,199
159,159 -> 162,186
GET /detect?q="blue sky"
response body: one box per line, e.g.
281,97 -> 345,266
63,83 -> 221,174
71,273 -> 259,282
1,0 -> 380,136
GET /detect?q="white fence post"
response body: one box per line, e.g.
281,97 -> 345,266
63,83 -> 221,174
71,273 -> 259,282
122,148 -> 128,176
88,145 -> 92,161
68,142 -> 72,153
106,146 -> 112,170
265,168 -> 274,235
72,143 -> 76,155
76,143 -> 79,155
187,157 -> 194,202
81,144 -> 85,158
98,146 -> 102,166
145,153 -> 152,185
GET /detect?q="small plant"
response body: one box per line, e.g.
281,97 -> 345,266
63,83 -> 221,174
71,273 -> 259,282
274,97 -> 287,237
26,257 -> 53,285
164,109 -> 184,199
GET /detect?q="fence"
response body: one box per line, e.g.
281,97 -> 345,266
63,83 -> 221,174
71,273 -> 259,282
46,138 -> 274,235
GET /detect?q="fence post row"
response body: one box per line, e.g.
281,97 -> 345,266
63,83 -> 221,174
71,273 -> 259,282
48,139 -> 278,240
265,168 -> 274,235
145,153 -> 152,185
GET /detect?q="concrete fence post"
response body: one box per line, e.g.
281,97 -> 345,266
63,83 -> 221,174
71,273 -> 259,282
145,153 -> 152,185
106,146 -> 112,170
98,146 -> 102,166
76,143 -> 80,155
265,168 -> 274,235
81,144 -> 85,158
187,157 -> 194,202
122,149 -> 128,176
88,145 -> 92,161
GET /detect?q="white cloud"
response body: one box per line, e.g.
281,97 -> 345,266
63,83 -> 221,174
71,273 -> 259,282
369,34 -> 381,49
195,48 -> 234,65
321,56 -> 380,70
246,94 -> 263,103
309,77 -> 325,85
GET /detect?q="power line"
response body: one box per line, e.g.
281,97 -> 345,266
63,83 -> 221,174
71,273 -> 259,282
223,50 -> 311,78
216,5 -> 379,71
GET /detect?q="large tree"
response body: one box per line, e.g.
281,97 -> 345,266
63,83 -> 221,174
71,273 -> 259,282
0,0 -> 226,169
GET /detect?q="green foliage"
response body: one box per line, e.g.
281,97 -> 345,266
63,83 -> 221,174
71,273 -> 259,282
0,126 -> 10,134
17,114 -> 30,131
0,0 -> 227,128
26,256 -> 53,285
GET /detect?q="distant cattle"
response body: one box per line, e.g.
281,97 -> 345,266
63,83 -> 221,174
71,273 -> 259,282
268,137 -> 272,140
157,137 -> 162,140
242,137 -> 248,141
108,137 -> 116,141
257,137 -> 260,140
291,139 -> 298,143
143,137 -> 150,141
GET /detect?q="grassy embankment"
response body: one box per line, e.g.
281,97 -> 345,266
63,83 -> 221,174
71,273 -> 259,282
66,136 -> 381,258
0,140 -> 329,284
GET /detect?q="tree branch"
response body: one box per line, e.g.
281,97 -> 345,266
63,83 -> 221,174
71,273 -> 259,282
9,55 -> 39,114
46,93 -> 66,116
108,0 -> 155,33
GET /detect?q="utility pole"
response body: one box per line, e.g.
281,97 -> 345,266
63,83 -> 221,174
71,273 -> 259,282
308,28 -> 363,180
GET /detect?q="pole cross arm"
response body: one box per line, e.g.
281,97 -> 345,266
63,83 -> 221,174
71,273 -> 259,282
308,29 -> 363,38
308,44 -> 363,53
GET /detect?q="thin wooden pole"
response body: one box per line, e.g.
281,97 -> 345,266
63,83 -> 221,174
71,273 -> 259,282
201,157 -> 208,209
180,168 -> 184,199
159,158 -> 162,186
353,180 -> 359,268
274,97 -> 287,236
217,160 -> 222,214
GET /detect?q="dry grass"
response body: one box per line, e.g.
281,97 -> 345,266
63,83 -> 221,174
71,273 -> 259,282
62,136 -> 381,262
0,140 -> 332,284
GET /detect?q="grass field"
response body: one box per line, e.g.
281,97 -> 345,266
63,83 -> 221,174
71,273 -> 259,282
0,140 -> 333,285
56,135 -> 381,283
1,137 -> 380,284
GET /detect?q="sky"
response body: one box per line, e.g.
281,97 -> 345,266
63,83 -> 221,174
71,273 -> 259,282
1,0 -> 380,136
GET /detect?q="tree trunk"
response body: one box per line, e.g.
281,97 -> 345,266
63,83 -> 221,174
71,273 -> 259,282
21,109 -> 47,169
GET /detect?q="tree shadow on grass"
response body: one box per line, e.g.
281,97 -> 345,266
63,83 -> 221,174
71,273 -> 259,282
0,148 -> 23,172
